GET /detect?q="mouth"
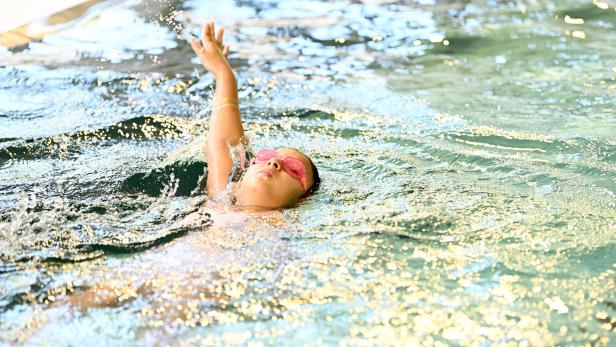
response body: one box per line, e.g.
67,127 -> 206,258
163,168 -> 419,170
257,169 -> 273,177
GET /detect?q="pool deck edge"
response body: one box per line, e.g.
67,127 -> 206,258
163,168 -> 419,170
0,0 -> 103,49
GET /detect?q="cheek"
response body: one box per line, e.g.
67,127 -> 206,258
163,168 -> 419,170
241,167 -> 263,183
278,174 -> 304,197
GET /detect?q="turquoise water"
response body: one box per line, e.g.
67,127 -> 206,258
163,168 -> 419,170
1,0 -> 615,345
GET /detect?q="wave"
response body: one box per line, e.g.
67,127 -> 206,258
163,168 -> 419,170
77,226 -> 201,255
0,114 -> 192,163
120,158 -> 206,197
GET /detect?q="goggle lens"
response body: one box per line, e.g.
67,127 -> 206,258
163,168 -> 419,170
253,149 -> 308,191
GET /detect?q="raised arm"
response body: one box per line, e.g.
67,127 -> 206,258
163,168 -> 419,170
190,22 -> 244,196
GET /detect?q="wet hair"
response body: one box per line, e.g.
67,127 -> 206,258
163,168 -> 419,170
305,156 -> 320,196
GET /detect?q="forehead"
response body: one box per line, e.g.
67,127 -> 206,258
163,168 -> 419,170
277,147 -> 308,163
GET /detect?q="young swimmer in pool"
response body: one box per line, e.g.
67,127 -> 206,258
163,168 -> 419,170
57,21 -> 321,315
189,22 -> 320,210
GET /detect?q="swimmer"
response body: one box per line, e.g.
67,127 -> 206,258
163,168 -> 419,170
48,21 -> 319,322
189,21 -> 320,210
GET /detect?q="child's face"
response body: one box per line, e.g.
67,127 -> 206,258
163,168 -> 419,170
235,148 -> 314,209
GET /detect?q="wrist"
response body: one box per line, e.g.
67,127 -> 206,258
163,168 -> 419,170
213,66 -> 235,81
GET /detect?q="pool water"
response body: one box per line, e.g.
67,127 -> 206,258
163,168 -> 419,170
1,0 -> 615,345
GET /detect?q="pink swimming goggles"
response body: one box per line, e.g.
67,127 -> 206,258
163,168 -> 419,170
252,149 -> 308,191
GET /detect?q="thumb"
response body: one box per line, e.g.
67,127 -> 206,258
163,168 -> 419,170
190,36 -> 203,53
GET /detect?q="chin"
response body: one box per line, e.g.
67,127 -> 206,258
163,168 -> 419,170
236,196 -> 281,210
236,183 -> 279,209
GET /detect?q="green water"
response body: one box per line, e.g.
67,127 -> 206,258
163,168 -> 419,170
1,0 -> 615,345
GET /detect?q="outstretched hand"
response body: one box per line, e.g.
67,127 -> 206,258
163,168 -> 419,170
190,21 -> 232,79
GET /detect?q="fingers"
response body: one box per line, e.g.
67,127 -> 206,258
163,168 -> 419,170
217,28 -> 224,47
198,21 -> 229,54
201,23 -> 210,43
201,22 -> 214,43
208,22 -> 216,43
190,36 -> 203,53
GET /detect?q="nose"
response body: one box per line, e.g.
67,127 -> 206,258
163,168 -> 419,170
267,158 -> 282,171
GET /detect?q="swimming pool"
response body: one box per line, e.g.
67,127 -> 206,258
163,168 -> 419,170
1,0 -> 615,345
